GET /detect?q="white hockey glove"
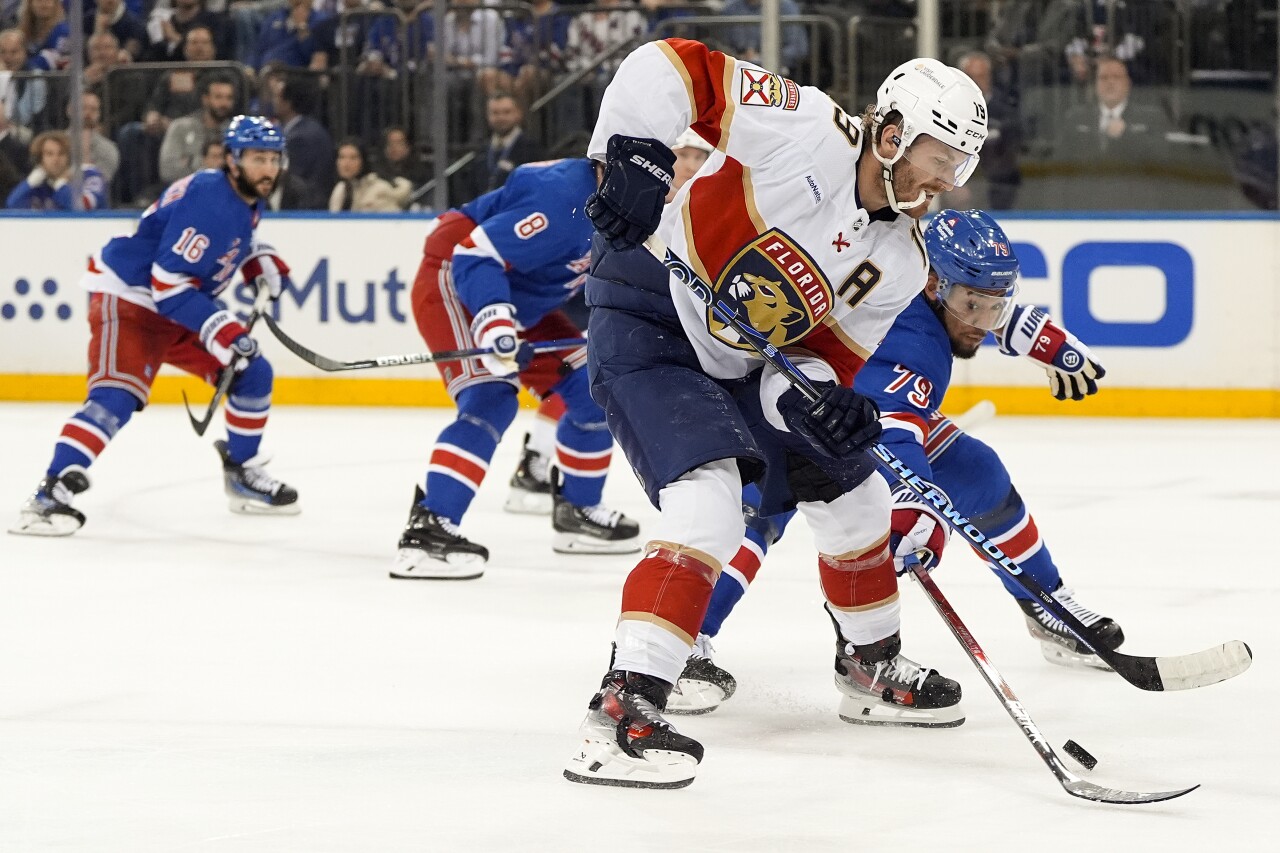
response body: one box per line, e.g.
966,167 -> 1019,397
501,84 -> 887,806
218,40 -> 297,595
200,310 -> 259,368
469,302 -> 522,377
26,167 -> 47,187
239,242 -> 292,300
998,305 -> 1105,401
889,484 -> 952,575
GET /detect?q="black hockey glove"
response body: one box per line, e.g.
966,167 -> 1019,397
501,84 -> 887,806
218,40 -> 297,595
586,135 -> 676,251
778,383 -> 882,460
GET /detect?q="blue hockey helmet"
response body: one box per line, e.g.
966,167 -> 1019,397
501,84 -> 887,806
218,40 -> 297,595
224,115 -> 286,161
924,209 -> 1020,330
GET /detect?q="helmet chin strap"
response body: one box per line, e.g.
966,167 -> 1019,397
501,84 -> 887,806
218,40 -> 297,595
871,130 -> 926,212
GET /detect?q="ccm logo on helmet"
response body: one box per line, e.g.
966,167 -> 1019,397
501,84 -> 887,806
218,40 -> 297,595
629,155 -> 673,185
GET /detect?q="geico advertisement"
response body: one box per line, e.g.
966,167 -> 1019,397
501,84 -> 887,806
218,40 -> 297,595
0,215 -> 1275,389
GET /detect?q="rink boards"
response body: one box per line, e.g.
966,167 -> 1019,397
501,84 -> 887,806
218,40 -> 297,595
0,211 -> 1276,416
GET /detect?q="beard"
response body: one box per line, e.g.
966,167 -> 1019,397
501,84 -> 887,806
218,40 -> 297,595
927,296 -> 982,359
233,166 -> 277,199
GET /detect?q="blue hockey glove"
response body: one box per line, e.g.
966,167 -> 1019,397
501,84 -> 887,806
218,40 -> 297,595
778,382 -> 882,459
586,135 -> 676,251
999,305 -> 1105,401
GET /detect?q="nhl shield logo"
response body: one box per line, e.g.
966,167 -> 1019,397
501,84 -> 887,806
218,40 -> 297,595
708,229 -> 832,350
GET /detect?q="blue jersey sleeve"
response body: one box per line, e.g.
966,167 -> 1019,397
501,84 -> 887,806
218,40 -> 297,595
451,209 -> 571,316
858,359 -> 939,483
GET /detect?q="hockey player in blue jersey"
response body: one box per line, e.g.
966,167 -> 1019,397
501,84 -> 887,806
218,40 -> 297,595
394,157 -> 641,580
669,209 -> 1123,714
10,116 -> 300,536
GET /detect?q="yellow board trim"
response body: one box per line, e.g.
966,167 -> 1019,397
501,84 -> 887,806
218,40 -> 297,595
0,375 -> 1277,417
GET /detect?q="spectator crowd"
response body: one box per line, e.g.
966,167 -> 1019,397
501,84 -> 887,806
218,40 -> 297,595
0,0 -> 1273,212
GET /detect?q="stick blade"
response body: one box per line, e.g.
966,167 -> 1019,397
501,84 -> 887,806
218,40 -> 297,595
1061,779 -> 1199,805
182,389 -> 211,437
1154,640 -> 1253,691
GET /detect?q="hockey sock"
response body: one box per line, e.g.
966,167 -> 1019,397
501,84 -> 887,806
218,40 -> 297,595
819,536 -> 901,646
423,382 -> 518,523
701,485 -> 795,637
550,371 -> 611,507
980,510 -> 1061,602
223,356 -> 273,464
527,394 -> 564,460
615,544 -> 719,683
47,387 -> 139,478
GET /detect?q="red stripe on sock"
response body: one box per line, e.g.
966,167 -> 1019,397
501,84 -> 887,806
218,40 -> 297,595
225,410 -> 268,431
60,422 -> 107,457
620,549 -> 717,640
819,541 -> 896,609
728,543 -> 762,583
430,447 -> 487,486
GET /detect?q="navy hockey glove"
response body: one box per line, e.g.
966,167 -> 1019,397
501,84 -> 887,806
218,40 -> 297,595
999,305 -> 1105,401
778,383 -> 882,459
200,310 -> 259,367
586,135 -> 676,251
889,485 -> 951,575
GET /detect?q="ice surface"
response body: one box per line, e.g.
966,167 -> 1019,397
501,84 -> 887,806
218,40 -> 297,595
1,403 -> 1276,852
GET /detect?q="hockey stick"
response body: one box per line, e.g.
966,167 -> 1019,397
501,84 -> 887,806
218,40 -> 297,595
903,554 -> 1197,804
262,313 -> 586,372
184,286 -> 272,437
950,399 -> 996,432
644,234 -> 1252,692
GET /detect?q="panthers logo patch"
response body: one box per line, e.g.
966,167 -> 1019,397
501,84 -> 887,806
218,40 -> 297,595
708,229 -> 832,350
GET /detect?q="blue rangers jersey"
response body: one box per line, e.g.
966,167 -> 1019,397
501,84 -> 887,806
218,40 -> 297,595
452,158 -> 595,326
854,293 -> 964,478
92,169 -> 264,333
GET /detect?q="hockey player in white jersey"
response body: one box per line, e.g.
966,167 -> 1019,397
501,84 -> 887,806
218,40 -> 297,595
563,39 -> 988,788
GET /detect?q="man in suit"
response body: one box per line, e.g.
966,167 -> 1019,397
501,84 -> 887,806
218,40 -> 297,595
1059,56 -> 1171,158
453,93 -> 546,203
273,75 -> 336,204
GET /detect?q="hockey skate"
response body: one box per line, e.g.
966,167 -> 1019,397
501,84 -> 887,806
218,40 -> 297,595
390,486 -> 488,580
668,634 -> 738,716
1017,583 -> 1125,671
564,670 -> 704,789
828,606 -> 964,728
8,471 -> 89,537
550,471 -> 641,555
504,433 -> 553,515
213,441 -> 300,515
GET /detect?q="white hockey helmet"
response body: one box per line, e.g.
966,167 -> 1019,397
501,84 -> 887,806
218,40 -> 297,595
673,128 -> 714,154
873,58 -> 989,208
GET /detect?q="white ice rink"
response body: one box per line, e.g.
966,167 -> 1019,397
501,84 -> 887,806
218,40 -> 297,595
1,402 -> 1276,852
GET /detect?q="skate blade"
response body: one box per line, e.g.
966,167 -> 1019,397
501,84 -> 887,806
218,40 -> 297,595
389,548 -> 485,580
552,532 -> 642,555
228,498 -> 301,516
1039,642 -> 1114,672
503,489 -> 552,515
836,689 -> 966,729
7,512 -> 82,537
666,679 -> 728,716
563,735 -> 698,789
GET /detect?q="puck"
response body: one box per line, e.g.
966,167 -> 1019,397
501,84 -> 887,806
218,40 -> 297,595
1063,739 -> 1098,771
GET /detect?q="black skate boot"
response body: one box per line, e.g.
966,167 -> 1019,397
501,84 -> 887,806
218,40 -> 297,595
828,606 -> 964,728
1016,582 -> 1125,671
504,432 -> 553,515
668,634 -> 738,715
564,669 -> 704,789
391,486 -> 488,580
213,440 -> 300,515
550,469 -> 641,555
8,471 -> 90,537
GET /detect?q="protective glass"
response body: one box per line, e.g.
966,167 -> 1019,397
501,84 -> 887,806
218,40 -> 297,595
939,279 -> 1019,331
902,135 -> 981,188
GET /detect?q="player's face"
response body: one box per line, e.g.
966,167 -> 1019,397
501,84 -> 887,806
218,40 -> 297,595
895,134 -> 969,206
231,149 -> 282,199
926,274 -> 993,359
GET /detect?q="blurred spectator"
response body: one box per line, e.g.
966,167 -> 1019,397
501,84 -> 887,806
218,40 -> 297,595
956,50 -> 1021,210
0,104 -> 29,198
268,161 -> 327,210
74,90 -> 120,182
329,137 -> 410,211
146,0 -> 231,62
200,137 -> 224,169
483,0 -> 567,105
454,91 -> 545,202
310,0 -> 388,71
445,3 -> 503,73
159,70 -> 234,183
720,0 -> 808,75
274,74 -> 335,196
88,0 -> 147,62
6,129 -> 108,209
668,127 -> 712,202
17,0 -> 68,70
252,0 -> 327,71
378,125 -> 428,186
1058,56 -> 1171,158
1,27 -> 47,129
83,30 -> 122,88
565,0 -> 645,78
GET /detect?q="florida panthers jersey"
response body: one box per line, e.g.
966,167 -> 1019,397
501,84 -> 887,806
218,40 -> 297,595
855,294 -> 961,475
589,39 -> 930,387
92,169 -> 263,332
452,158 -> 596,326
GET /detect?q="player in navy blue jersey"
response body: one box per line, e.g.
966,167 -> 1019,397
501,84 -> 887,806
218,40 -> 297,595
394,158 -> 641,581
668,209 -> 1122,715
10,116 -> 300,537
